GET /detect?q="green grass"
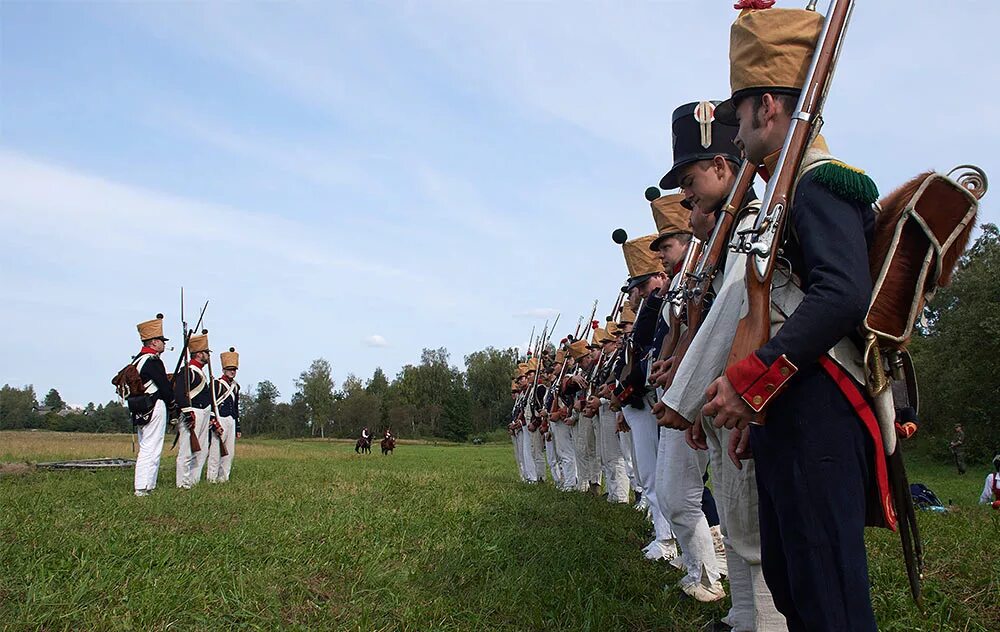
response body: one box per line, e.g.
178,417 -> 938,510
1,431 -> 997,631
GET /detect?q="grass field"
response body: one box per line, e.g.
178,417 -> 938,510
1,431 -> 997,631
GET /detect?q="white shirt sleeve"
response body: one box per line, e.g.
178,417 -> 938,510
661,209 -> 757,422
980,473 -> 996,504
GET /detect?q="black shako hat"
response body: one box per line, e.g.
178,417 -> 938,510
659,100 -> 741,190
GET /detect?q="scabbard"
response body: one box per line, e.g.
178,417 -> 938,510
887,444 -> 923,606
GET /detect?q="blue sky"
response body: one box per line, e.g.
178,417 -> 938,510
2,1 -> 998,406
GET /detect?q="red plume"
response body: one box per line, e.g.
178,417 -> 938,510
560,338 -> 567,344
734,0 -> 774,9
591,320 -> 599,329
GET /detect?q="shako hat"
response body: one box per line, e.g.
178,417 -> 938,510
516,362 -> 529,378
525,357 -> 539,373
646,189 -> 692,251
568,339 -> 590,360
659,101 -> 742,189
612,229 -> 664,291
188,329 -> 211,354
605,320 -> 621,337
619,301 -> 637,324
588,326 -> 608,349
715,3 -> 823,124
137,313 -> 168,342
220,347 -> 239,369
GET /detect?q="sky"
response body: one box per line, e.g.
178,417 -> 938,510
1,1 -> 998,407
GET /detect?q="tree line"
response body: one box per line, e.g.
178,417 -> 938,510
3,226 -> 995,456
0,346 -> 519,442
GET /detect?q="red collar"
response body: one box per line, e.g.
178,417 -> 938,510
672,260 -> 684,275
190,358 -> 204,369
221,374 -> 233,384
140,346 -> 159,356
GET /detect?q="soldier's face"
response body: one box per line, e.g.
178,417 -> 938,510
150,339 -> 166,353
734,96 -> 784,164
657,236 -> 688,270
678,159 -> 730,220
224,368 -> 237,379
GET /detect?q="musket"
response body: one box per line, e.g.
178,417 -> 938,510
608,287 -> 626,325
727,0 -> 856,369
175,289 -> 204,453
654,161 -> 757,389
526,326 -> 535,359
204,328 -> 229,459
654,236 -> 704,364
573,315 -> 584,339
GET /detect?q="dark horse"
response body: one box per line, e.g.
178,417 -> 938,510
355,436 -> 372,454
380,436 -> 396,455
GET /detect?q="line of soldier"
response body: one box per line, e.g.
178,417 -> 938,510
508,3 -> 895,630
131,315 -> 241,496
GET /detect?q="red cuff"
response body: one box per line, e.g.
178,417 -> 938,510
725,353 -> 798,413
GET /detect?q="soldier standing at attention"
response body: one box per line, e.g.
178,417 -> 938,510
132,314 -> 179,497
207,346 -> 241,483
949,423 -> 967,475
174,331 -> 214,488
705,4 -> 887,629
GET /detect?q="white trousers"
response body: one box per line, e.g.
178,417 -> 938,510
573,413 -> 600,490
528,428 -> 547,482
511,434 -> 527,481
176,408 -> 211,488
622,405 -> 674,542
703,420 -> 787,631
597,402 -> 629,503
656,426 -> 722,589
544,436 -> 562,487
551,420 -> 578,491
206,415 -> 236,483
618,420 -> 641,494
134,399 -> 167,493
519,429 -> 538,481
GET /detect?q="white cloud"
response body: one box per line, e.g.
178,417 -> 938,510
363,335 -> 389,348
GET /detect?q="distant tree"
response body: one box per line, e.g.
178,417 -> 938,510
441,378 -> 473,442
295,359 -> 336,438
43,388 -> 66,412
367,367 -> 389,395
0,385 -> 38,430
464,346 -> 519,432
911,224 -> 1000,462
243,380 -> 280,436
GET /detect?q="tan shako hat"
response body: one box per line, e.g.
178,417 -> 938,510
619,301 -> 638,324
525,357 -> 539,372
612,229 -> 664,291
516,362 -> 529,377
646,189 -> 692,251
588,326 -> 608,349
605,320 -> 621,337
715,4 -> 823,123
568,339 -> 590,360
137,313 -> 168,341
188,329 -> 211,354
220,347 -> 239,369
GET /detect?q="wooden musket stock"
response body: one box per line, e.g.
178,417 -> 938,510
726,0 -> 855,369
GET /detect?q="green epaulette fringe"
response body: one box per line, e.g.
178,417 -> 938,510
811,160 -> 880,205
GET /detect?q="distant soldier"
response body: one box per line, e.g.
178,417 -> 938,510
207,346 -> 240,483
131,314 -> 179,497
174,331 -> 213,488
950,423 -> 967,475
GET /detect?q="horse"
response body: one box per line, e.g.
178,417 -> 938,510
380,436 -> 396,455
355,436 -> 372,454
